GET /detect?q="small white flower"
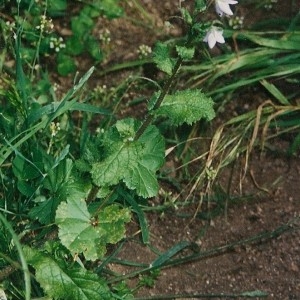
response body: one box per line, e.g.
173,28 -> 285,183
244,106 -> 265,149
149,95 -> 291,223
215,0 -> 238,17
203,27 -> 225,49
49,36 -> 65,52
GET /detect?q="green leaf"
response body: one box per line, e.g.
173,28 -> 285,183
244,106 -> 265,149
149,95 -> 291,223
240,290 -> 269,297
115,118 -> 137,139
17,180 -> 36,197
92,141 -> 141,187
154,89 -> 215,126
180,8 -> 192,25
12,155 -> 42,181
24,246 -> 113,300
194,0 -> 207,12
126,161 -> 159,198
55,199 -> 130,260
66,36 -> 84,56
153,42 -> 176,75
91,119 -> 165,198
151,241 -> 192,268
48,0 -> 67,16
57,54 -> 77,76
29,159 -> 91,224
119,189 -> 149,244
71,14 -> 94,37
260,79 -> 290,105
97,0 -> 123,19
86,36 -> 103,61
138,125 -> 165,171
176,45 -> 195,60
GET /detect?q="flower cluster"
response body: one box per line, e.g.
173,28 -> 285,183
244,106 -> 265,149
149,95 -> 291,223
92,84 -> 108,98
36,15 -> 54,34
49,36 -> 66,52
264,0 -> 278,10
5,21 -> 16,32
137,44 -> 152,59
228,15 -> 244,30
99,29 -> 111,44
203,0 -> 238,49
50,122 -> 60,137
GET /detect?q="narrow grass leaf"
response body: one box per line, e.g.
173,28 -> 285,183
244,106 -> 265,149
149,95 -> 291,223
71,102 -> 111,115
151,241 -> 192,268
236,31 -> 300,50
240,290 -> 268,297
260,79 -> 290,105
119,188 -> 149,244
288,131 -> 300,156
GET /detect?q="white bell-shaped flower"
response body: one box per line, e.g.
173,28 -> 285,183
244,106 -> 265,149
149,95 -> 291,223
215,0 -> 238,16
203,27 -> 225,49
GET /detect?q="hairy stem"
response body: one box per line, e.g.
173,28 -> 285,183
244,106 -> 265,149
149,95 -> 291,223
134,57 -> 183,141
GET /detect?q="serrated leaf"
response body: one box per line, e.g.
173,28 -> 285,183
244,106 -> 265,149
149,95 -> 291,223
180,8 -> 192,25
115,118 -> 137,139
24,246 -> 112,300
92,142 -> 141,186
138,125 -> 165,171
97,205 -> 131,243
91,119 -> 165,198
176,45 -> 195,60
154,89 -> 215,126
126,161 -> 159,198
153,42 -> 176,75
55,199 -> 130,260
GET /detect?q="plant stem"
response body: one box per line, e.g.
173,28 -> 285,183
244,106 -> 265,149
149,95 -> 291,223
0,213 -> 31,300
134,290 -> 268,299
134,57 -> 183,141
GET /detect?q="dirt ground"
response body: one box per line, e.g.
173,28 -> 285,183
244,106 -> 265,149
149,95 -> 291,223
58,0 -> 300,299
116,153 -> 300,299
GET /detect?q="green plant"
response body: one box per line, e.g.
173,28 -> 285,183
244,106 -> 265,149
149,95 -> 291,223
1,0 -> 298,299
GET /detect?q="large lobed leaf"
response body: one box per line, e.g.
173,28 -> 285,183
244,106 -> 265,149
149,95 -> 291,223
24,246 -> 113,300
154,89 -> 215,126
55,199 -> 131,261
91,119 -> 165,198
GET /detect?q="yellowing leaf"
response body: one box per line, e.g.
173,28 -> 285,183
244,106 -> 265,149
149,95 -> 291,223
55,199 -> 130,260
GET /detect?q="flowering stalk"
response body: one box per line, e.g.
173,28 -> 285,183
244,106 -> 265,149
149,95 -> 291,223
135,0 -> 239,139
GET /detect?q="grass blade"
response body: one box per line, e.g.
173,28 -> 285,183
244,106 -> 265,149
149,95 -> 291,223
151,241 -> 192,268
119,189 -> 150,244
260,79 -> 290,105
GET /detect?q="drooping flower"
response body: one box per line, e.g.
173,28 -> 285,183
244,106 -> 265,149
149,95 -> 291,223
203,27 -> 225,49
215,0 -> 238,17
